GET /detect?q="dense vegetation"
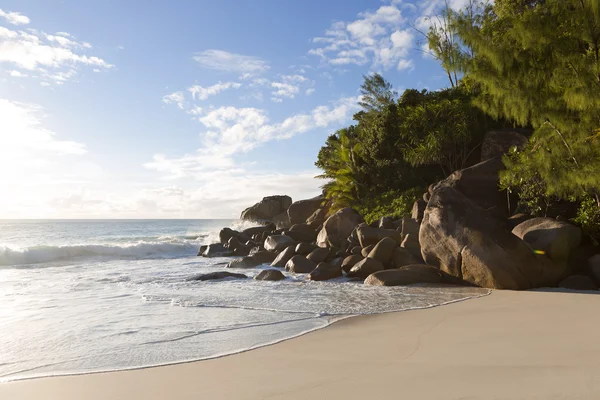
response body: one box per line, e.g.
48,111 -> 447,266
315,0 -> 600,238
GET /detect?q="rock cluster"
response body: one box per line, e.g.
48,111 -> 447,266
193,130 -> 599,292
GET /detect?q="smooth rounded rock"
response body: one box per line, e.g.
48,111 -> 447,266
348,258 -> 384,279
270,245 -> 296,268
364,265 -> 443,286
309,262 -> 342,281
254,269 -> 286,281
367,237 -> 398,264
264,235 -> 295,252
285,255 -> 317,274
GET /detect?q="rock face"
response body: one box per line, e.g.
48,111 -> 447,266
264,235 -> 295,252
356,226 -> 403,248
240,195 -> 292,222
316,208 -> 364,249
367,237 -> 398,264
512,217 -> 582,267
270,245 -> 296,268
187,271 -> 247,281
420,186 -> 565,289
285,255 -> 317,274
287,196 -> 324,225
559,275 -> 598,291
202,244 -> 233,258
480,130 -> 528,161
433,157 -> 508,218
364,265 -> 444,286
348,258 -> 384,279
309,262 -> 342,281
254,269 -> 286,281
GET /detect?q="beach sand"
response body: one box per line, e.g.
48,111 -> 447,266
2,289 -> 600,400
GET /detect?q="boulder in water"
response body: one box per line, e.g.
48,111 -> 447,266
240,195 -> 292,222
285,255 -> 317,274
254,269 -> 286,281
202,243 -> 233,258
316,208 -> 364,249
364,265 -> 443,286
187,271 -> 248,281
309,262 -> 342,281
264,235 -> 295,252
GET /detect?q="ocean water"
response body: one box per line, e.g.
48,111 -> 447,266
0,219 -> 488,382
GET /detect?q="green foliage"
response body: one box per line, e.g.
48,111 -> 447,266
356,187 -> 423,224
454,0 -> 600,203
316,74 -> 504,213
574,196 -> 600,245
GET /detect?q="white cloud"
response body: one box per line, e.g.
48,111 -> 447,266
0,23 -> 113,84
306,88 -> 315,95
397,59 -> 415,71
9,69 -> 26,77
192,50 -> 269,76
309,0 -> 476,71
271,81 -> 299,99
188,81 -> 242,100
0,9 -> 30,25
309,3 -> 413,70
162,91 -> 185,109
145,96 -> 361,180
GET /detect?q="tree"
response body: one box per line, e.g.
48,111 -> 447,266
358,73 -> 397,113
453,0 -> 600,206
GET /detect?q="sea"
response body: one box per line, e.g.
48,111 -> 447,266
0,219 -> 488,382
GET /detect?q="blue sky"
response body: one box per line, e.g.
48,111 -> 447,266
0,0 -> 470,218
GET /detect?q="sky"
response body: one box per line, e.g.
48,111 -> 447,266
0,0 -> 472,219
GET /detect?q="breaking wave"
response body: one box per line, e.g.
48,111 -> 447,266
0,240 -> 202,266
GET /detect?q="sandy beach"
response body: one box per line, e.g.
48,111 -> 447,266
1,289 -> 599,400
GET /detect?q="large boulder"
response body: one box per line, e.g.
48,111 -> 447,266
480,130 -> 528,161
285,223 -> 318,243
270,245 -> 296,268
201,243 -> 233,258
264,235 -> 295,252
419,186 -> 565,289
364,265 -> 443,286
400,234 -> 422,261
187,271 -> 247,281
295,243 -> 318,255
367,237 -> 398,264
342,254 -> 364,274
356,225 -> 403,248
348,258 -> 384,279
254,269 -> 286,281
558,275 -> 598,291
309,262 -> 342,281
306,208 -> 327,224
306,247 -> 331,263
433,157 -> 508,218
240,195 -> 292,222
316,208 -> 364,249
392,247 -> 419,269
288,196 -> 324,225
285,255 -> 317,274
512,217 -> 582,267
